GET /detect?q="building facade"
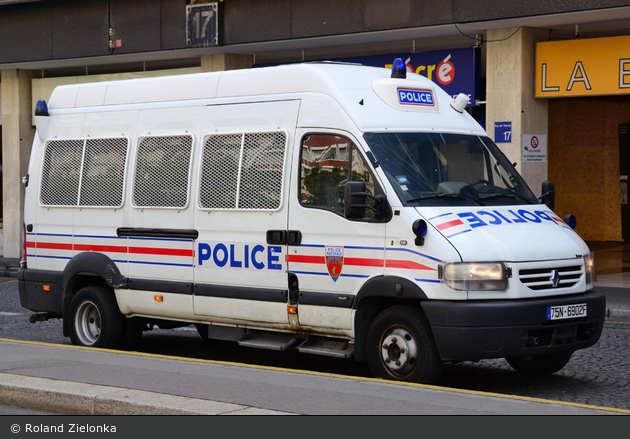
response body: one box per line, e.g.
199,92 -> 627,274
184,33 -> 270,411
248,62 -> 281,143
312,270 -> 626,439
2,0 -> 630,257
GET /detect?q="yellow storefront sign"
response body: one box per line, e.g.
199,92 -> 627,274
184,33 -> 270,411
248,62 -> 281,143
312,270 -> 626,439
536,35 -> 630,98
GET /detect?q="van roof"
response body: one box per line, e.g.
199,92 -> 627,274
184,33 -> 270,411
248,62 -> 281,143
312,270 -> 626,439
48,62 -> 446,110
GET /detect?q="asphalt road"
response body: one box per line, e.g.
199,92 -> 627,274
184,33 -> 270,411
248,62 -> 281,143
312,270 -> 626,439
2,277 -> 630,411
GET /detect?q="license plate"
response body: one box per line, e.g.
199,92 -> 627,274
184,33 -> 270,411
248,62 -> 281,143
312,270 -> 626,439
547,303 -> 587,320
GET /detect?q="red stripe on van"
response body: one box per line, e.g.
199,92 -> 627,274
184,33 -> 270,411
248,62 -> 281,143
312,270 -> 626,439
74,244 -> 128,253
436,219 -> 463,230
30,241 -> 193,258
344,257 -> 383,267
129,247 -> 193,257
34,242 -> 73,251
385,260 -> 435,271
287,255 -> 325,264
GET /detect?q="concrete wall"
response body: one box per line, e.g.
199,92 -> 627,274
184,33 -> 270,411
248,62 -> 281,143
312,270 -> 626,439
1,70 -> 37,258
485,27 -> 549,197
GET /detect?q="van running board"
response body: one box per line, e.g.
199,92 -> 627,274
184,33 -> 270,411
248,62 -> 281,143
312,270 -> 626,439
238,332 -> 300,351
235,332 -> 354,358
297,337 -> 354,359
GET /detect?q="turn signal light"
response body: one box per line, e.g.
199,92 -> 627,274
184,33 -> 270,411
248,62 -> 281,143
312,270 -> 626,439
43,285 -> 51,292
287,306 -> 297,314
154,295 -> 163,302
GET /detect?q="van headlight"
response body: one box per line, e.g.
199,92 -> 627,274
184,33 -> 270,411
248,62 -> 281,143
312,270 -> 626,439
443,262 -> 508,291
584,252 -> 597,286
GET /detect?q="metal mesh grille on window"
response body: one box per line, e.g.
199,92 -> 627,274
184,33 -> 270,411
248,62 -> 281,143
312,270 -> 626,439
132,135 -> 193,208
199,134 -> 242,209
40,140 -> 84,206
79,138 -> 128,207
239,132 -> 286,210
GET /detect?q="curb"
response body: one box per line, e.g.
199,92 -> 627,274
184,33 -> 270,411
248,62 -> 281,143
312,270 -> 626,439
0,373 -> 295,415
0,271 -> 18,278
607,308 -> 630,321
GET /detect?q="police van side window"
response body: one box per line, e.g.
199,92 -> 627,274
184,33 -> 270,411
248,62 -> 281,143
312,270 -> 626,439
198,131 -> 287,211
132,135 -> 193,208
40,138 -> 129,207
300,134 -> 376,218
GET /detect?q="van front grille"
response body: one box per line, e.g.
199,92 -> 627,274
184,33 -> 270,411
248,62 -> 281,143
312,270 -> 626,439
519,265 -> 583,291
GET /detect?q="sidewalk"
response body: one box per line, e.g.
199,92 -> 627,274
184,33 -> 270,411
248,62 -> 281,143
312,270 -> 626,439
0,339 -> 628,415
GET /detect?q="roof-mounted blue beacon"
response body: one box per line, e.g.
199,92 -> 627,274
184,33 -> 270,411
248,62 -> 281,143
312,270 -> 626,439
391,58 -> 407,79
35,99 -> 49,117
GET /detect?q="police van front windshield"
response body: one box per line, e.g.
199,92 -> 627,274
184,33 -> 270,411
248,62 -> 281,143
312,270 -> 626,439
364,133 -> 539,207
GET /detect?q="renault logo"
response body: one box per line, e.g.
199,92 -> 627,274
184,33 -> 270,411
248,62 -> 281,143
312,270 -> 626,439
550,270 -> 560,288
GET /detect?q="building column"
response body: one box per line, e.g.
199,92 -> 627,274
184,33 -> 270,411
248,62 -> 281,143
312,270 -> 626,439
485,27 -> 549,197
1,69 -> 37,258
201,53 -> 253,72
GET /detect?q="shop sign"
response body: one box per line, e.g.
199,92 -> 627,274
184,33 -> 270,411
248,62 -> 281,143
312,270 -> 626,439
256,48 -> 481,107
536,35 -> 630,98
522,134 -> 547,163
335,48 -> 480,107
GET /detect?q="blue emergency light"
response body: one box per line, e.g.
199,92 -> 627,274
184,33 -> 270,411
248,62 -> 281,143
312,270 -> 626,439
35,99 -> 49,117
564,214 -> 577,230
412,219 -> 427,245
391,58 -> 407,79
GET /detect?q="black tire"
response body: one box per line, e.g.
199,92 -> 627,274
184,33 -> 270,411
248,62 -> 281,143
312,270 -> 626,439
119,317 -> 146,351
366,306 -> 443,384
68,286 -> 123,349
506,352 -> 573,375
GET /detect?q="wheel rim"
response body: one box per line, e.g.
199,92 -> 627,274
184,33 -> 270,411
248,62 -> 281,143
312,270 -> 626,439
379,327 -> 419,378
74,300 -> 101,346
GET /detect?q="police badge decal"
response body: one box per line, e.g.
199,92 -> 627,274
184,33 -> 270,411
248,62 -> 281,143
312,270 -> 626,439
325,246 -> 344,282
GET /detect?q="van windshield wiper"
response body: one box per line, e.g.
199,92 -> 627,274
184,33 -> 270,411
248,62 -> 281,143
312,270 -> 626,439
405,193 -> 484,205
479,192 -> 534,204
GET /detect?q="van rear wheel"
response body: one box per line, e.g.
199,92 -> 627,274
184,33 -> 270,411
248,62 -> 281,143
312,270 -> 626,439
68,286 -> 123,348
506,352 -> 573,375
366,306 -> 443,384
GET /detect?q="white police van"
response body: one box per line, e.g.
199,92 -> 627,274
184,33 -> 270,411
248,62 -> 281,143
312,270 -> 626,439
18,60 -> 604,384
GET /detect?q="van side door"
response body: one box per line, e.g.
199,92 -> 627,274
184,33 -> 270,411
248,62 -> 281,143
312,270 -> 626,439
287,131 -> 388,334
192,101 -> 300,329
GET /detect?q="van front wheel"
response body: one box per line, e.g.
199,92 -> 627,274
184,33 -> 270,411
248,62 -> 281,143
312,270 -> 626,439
68,286 -> 123,348
366,306 -> 443,384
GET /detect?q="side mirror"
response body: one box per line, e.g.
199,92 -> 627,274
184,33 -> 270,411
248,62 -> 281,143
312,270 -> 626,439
540,181 -> 555,211
344,181 -> 368,219
344,181 -> 389,220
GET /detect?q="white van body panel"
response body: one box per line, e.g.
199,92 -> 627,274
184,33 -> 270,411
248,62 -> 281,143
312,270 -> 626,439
20,62 -> 605,377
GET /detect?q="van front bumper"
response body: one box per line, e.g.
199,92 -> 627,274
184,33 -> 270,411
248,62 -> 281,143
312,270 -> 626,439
421,290 -> 606,361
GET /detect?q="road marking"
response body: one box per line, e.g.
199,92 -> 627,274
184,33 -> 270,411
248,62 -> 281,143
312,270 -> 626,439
0,312 -> 22,316
1,337 -> 629,415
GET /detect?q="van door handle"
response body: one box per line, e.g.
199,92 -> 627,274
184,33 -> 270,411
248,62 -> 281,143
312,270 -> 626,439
266,230 -> 302,245
287,230 -> 302,245
266,230 -> 287,245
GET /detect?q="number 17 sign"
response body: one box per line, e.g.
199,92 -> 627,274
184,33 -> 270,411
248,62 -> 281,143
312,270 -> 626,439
494,121 -> 512,143
186,3 -> 219,47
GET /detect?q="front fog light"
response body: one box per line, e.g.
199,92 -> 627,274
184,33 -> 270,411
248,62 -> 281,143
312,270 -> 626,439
584,252 -> 597,286
443,262 -> 508,291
